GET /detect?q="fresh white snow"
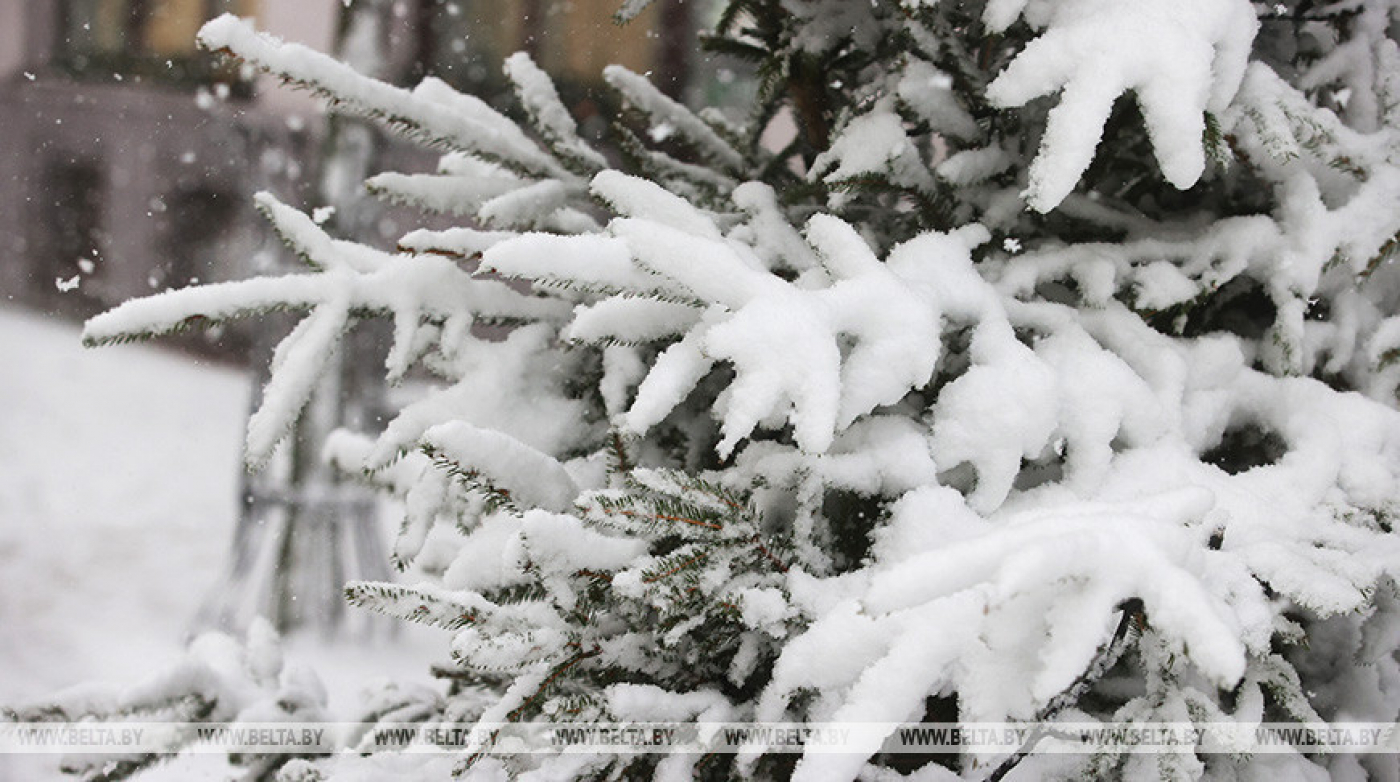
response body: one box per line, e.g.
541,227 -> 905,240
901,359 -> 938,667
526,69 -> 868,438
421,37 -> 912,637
0,307 -> 441,779
0,306 -> 249,705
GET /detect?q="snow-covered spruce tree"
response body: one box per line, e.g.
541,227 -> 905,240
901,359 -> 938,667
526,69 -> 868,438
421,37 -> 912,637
28,0 -> 1400,779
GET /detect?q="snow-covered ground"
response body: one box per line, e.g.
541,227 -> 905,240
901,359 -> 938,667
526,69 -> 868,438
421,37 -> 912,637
0,306 -> 441,779
0,305 -> 252,705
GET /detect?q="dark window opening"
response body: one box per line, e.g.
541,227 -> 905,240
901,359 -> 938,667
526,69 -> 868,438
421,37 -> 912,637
34,157 -> 108,312
157,183 -> 238,290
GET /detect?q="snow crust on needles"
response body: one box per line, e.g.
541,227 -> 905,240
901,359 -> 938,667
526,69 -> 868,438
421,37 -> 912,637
484,162 -> 1400,779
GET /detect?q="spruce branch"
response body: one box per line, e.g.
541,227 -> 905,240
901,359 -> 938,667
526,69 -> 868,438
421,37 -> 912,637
198,15 -> 570,181
345,581 -> 493,630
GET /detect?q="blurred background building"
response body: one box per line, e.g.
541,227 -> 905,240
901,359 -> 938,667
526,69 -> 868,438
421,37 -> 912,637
0,0 -> 700,358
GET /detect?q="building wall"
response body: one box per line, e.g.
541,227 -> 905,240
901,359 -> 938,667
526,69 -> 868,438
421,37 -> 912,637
256,0 -> 339,117
0,0 -> 24,79
0,0 -> 313,351
0,80 -> 303,334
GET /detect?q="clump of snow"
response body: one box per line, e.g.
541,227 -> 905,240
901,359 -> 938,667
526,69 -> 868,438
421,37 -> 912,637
811,98 -> 935,192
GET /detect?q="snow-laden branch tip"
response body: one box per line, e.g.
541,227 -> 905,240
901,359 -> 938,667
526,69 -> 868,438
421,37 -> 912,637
985,0 -> 1258,212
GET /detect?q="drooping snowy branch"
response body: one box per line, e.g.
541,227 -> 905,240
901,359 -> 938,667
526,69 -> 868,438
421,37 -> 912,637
985,0 -> 1259,211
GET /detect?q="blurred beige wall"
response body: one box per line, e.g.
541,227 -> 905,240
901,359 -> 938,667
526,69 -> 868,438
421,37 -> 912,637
259,0 -> 337,57
0,0 -> 26,79
255,0 -> 338,116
